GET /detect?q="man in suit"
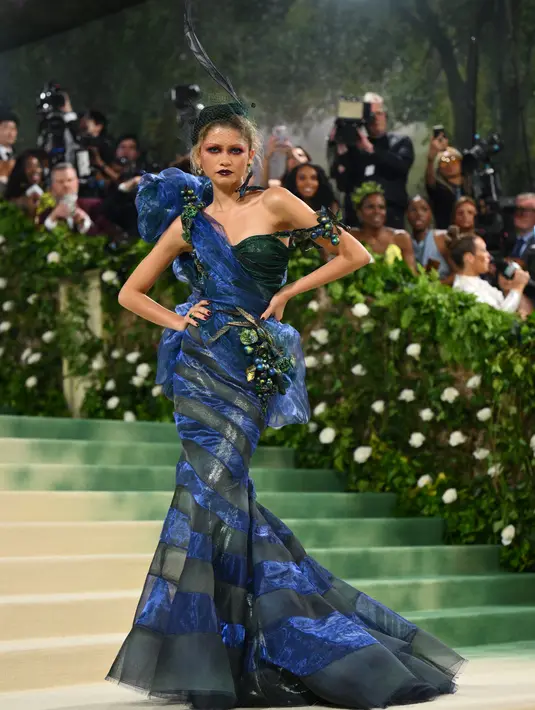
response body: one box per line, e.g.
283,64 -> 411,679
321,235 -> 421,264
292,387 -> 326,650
330,92 -> 414,229
42,162 -> 122,239
506,193 -> 535,309
0,109 -> 19,194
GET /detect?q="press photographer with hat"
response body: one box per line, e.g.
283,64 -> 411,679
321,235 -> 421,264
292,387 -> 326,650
330,92 -> 414,229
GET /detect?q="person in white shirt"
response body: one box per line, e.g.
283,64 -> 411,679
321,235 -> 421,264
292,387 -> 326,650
451,232 -> 529,313
43,163 -> 93,235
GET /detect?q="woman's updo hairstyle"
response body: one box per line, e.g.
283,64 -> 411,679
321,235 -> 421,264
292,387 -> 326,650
444,225 -> 478,269
190,114 -> 262,175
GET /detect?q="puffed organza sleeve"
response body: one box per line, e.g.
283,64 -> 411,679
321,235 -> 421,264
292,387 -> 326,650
136,167 -> 213,244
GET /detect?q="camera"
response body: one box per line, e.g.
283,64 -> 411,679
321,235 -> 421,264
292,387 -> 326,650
36,82 -> 68,165
332,97 -> 374,145
166,83 -> 202,111
166,83 -> 203,151
463,132 -> 503,171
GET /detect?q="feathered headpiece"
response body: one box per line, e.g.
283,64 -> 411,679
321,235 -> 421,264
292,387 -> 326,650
184,0 -> 252,145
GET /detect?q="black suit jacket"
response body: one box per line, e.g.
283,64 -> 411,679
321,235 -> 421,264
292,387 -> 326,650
331,132 -> 415,225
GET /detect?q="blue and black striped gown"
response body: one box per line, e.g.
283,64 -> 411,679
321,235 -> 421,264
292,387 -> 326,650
106,169 -> 463,708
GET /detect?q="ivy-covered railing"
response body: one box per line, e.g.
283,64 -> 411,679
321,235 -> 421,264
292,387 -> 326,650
0,201 -> 533,572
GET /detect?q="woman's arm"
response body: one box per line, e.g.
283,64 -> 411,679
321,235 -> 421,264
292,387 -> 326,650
118,216 -> 209,329
260,187 -> 372,320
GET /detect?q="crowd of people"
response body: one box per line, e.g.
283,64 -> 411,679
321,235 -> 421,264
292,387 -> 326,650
1,91 -> 534,317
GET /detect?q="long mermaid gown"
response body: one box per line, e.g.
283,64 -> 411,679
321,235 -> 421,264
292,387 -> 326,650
106,169 -> 464,708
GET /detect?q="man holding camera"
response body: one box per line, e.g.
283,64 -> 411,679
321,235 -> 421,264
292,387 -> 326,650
0,109 -> 19,194
331,93 -> 414,228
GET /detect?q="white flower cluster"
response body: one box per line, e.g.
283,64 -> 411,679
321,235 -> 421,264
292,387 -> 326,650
501,524 -> 515,546
351,303 -> 369,318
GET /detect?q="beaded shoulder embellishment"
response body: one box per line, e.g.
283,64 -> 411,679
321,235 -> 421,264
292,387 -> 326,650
180,187 -> 206,244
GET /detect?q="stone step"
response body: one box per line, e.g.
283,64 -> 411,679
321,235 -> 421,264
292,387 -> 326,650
2,574 -> 535,642
0,546 -> 500,595
352,574 -> 535,611
0,415 -> 178,443
410,607 -> 535,648
0,463 -> 343,493
1,622 -> 535,695
0,491 -> 397,523
0,517 -> 443,557
0,438 -> 294,468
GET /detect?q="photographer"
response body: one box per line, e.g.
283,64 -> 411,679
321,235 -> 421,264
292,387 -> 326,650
78,110 -> 119,194
450,230 -> 530,314
0,109 -> 19,194
330,93 -> 414,228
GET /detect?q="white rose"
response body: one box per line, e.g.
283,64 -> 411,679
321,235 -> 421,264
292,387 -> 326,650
311,328 -> 329,345
25,376 -> 38,389
0,321 -> 11,333
406,343 -> 421,359
371,400 -> 385,414
419,408 -> 434,422
27,352 -> 42,365
449,431 -> 467,447
353,446 -> 372,464
101,270 -> 118,284
91,354 -> 105,371
319,427 -> 336,444
125,351 -> 141,364
46,251 -> 60,264
20,347 -> 32,364
351,303 -> 370,318
131,375 -> 145,388
0,277 -> 6,289
26,293 -> 37,305
308,421 -> 318,433
409,432 -> 426,448
399,389 -> 415,403
476,408 -> 492,422
136,362 -> 151,379
42,330 -> 55,344
530,434 -> 535,450
0,235 -> 5,245
305,355 -> 318,368
488,464 -> 502,478
123,411 -> 136,422
307,300 -> 319,312
151,385 -> 163,397
351,364 -> 367,376
388,328 -> 401,342
111,348 -> 123,359
323,353 -> 334,365
313,401 -> 327,417
104,379 -> 116,392
106,396 -> 120,410
441,387 -> 460,403
501,524 -> 515,546
2,301 -> 14,312
467,375 -> 482,389
417,474 -> 433,488
442,488 -> 458,504
473,448 -> 490,461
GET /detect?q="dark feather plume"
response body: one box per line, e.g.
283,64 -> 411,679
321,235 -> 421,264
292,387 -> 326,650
184,0 -> 241,104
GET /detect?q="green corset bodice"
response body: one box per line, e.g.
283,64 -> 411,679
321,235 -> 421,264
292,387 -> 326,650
232,235 -> 290,295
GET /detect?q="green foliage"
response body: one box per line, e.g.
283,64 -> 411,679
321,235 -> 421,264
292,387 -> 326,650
0,202 -> 188,421
262,249 -> 535,573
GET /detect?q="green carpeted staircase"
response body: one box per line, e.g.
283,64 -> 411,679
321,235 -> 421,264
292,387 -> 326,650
0,414 -> 534,694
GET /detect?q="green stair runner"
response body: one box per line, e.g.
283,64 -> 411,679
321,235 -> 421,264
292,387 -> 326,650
0,413 -> 534,650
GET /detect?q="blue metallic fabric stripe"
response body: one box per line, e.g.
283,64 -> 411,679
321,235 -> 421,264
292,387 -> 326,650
220,622 -> 246,648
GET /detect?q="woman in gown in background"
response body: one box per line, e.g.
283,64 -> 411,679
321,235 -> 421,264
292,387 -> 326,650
106,4 -> 464,707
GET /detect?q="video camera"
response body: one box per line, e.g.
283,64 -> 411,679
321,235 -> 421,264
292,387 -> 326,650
36,82 -> 69,165
166,83 -> 203,151
332,97 -> 374,145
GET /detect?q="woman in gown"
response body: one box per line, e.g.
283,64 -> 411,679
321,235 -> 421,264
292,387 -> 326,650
106,5 -> 464,708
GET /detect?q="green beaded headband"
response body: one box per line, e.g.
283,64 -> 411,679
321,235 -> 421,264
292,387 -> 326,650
351,181 -> 385,209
